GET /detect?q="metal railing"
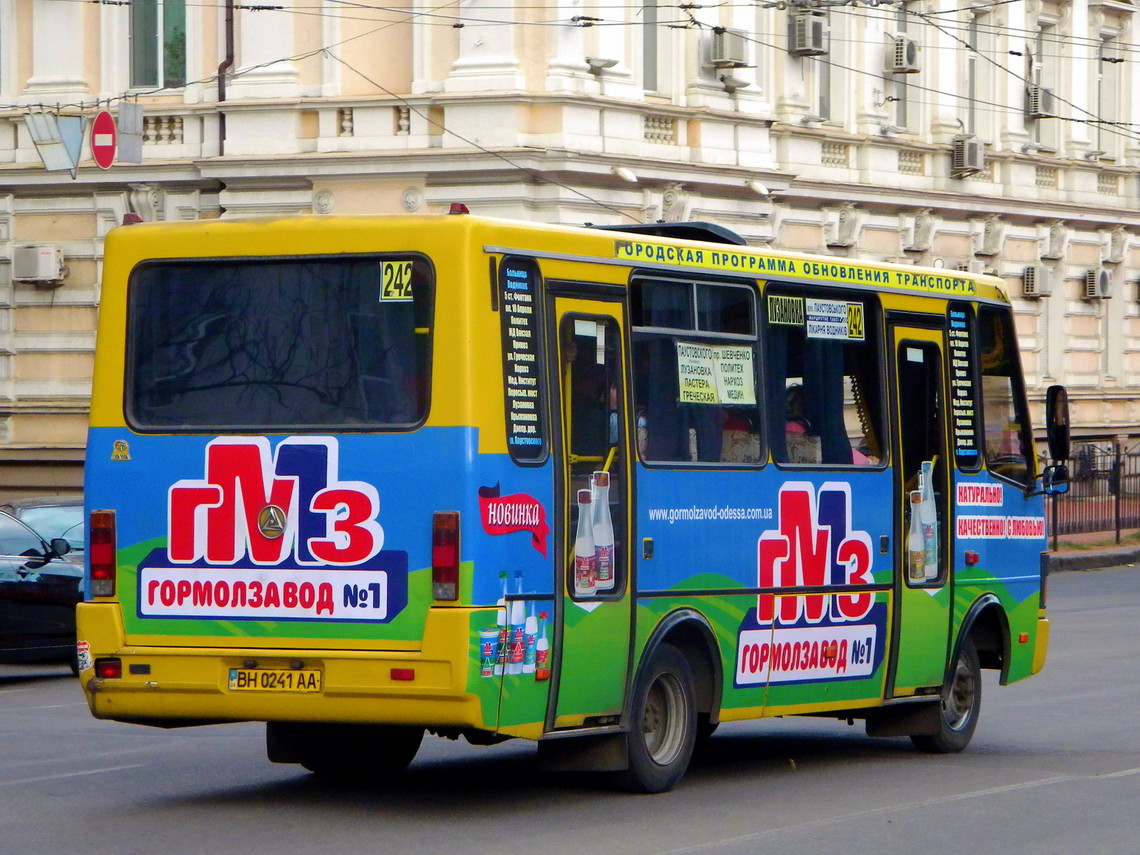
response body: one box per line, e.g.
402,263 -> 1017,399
1047,449 -> 1140,548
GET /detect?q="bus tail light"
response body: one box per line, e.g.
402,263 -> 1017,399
432,511 -> 460,601
89,510 -> 117,598
94,658 -> 122,679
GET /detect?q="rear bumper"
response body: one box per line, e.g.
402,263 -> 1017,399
76,602 -> 490,730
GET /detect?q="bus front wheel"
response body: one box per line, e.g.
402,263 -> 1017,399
618,643 -> 697,794
911,638 -> 981,754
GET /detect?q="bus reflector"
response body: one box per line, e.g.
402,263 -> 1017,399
89,510 -> 117,598
95,658 -> 122,679
432,511 -> 460,600
448,203 -> 470,215
391,668 -> 415,681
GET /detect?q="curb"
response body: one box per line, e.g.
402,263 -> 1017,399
1045,545 -> 1140,573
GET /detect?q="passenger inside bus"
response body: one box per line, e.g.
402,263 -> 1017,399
765,293 -> 883,467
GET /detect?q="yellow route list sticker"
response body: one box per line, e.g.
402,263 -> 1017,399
675,342 -> 756,406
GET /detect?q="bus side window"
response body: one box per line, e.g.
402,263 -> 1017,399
631,277 -> 762,465
978,306 -> 1033,485
765,291 -> 884,467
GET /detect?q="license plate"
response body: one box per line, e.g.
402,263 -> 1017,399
228,668 -> 322,693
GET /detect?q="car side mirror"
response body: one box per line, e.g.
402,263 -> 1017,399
1040,463 -> 1070,495
49,537 -> 71,558
1045,385 -> 1070,462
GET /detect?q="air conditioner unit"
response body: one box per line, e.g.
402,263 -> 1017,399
1084,268 -> 1112,299
711,28 -> 748,68
887,37 -> 920,73
951,137 -> 985,177
11,245 -> 66,284
1027,85 -> 1056,119
1022,265 -> 1052,298
789,12 -> 828,57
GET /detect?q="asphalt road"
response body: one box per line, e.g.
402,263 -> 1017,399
2,566 -> 1138,855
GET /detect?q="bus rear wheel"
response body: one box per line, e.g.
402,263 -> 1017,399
267,722 -> 424,780
911,638 -> 981,754
618,643 -> 697,794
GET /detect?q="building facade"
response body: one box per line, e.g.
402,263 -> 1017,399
1,0 -> 1138,495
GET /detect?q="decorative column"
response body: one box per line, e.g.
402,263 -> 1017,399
226,2 -> 302,99
445,0 -> 524,92
21,0 -> 90,102
1000,0 -> 1031,150
545,0 -> 589,91
1065,0 -> 1093,157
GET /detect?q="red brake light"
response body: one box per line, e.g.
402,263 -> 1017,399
94,658 -> 122,679
89,510 -> 117,598
432,511 -> 460,601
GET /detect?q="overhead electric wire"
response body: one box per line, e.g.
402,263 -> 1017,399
3,0 -> 1140,159
320,48 -> 642,222
739,4 -> 1140,147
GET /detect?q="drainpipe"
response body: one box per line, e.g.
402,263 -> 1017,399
217,0 -> 234,155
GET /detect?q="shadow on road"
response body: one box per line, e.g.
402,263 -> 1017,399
143,723 -> 922,814
0,665 -> 74,688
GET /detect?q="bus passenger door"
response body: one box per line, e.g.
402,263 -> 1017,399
548,301 -> 633,729
887,323 -> 952,696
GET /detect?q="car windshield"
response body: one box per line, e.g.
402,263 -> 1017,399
20,506 -> 85,550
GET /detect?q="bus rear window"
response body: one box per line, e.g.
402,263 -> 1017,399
126,255 -> 433,431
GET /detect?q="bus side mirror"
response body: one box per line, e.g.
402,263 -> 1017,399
49,537 -> 71,558
1040,463 -> 1070,495
1045,385 -> 1070,462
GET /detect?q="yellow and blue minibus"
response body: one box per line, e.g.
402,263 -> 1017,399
77,211 -> 1070,792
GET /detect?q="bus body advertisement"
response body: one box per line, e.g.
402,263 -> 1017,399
77,213 -> 1064,792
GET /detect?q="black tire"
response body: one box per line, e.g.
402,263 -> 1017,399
270,722 -> 424,780
617,643 -> 697,794
911,638 -> 981,754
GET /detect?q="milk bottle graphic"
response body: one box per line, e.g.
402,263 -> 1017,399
494,571 -> 508,676
591,471 -> 615,591
919,460 -> 938,580
523,603 -> 537,674
535,611 -> 551,681
908,490 -> 925,583
508,571 -> 525,675
574,489 -> 597,595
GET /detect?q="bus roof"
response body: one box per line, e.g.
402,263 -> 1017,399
105,213 -> 1011,305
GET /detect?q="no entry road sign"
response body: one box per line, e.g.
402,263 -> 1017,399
91,110 -> 117,169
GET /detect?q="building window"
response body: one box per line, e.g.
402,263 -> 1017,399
1096,35 -> 1122,159
964,12 -> 993,141
1031,22 -> 1059,151
131,0 -> 186,89
642,0 -> 660,92
817,9 -> 835,121
894,2 -> 912,130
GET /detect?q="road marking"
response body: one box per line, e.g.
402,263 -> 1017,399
0,764 -> 144,787
1096,766 -> 1140,780
660,772 -> 1134,853
0,703 -> 87,714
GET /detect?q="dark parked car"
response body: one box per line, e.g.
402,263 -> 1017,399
0,510 -> 81,668
0,497 -> 83,567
